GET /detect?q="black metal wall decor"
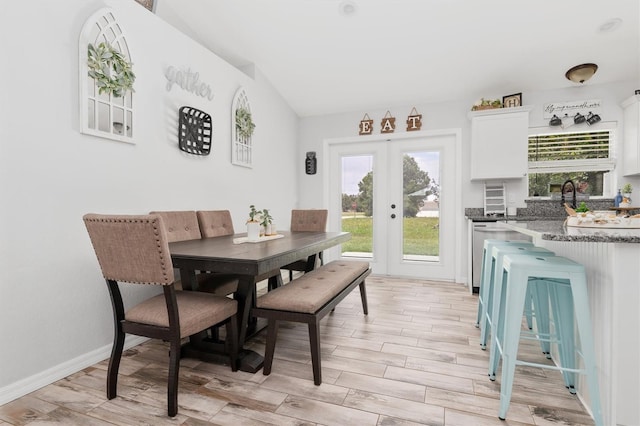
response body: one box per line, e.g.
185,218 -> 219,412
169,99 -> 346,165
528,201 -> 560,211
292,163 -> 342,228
178,106 -> 212,155
305,151 -> 317,175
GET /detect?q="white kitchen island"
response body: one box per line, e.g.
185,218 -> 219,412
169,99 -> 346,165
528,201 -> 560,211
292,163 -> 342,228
500,220 -> 640,426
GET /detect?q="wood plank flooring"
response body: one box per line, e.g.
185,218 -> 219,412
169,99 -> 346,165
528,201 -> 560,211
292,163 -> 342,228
0,275 -> 595,425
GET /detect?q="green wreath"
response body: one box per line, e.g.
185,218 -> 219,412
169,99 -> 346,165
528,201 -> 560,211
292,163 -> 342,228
87,42 -> 136,98
235,107 -> 256,138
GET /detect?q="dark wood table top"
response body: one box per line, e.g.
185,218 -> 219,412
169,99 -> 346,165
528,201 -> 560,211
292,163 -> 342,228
169,230 -> 352,372
169,231 -> 351,276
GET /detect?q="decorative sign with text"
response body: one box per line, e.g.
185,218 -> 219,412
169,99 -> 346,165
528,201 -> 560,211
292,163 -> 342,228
381,111 -> 396,134
543,99 -> 601,119
165,65 -> 215,101
359,113 -> 374,135
406,107 -> 422,131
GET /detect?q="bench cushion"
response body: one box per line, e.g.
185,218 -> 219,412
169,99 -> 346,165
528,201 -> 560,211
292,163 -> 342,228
256,260 -> 370,314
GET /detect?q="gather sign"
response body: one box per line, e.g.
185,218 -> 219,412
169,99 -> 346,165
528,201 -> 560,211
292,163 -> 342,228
164,65 -> 215,101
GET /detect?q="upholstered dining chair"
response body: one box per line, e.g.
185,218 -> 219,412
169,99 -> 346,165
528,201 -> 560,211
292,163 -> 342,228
196,209 -> 235,238
83,213 -> 238,417
150,210 -> 238,296
282,209 -> 328,282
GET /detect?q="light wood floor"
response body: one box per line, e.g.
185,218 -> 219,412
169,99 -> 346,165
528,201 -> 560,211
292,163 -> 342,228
0,275 -> 595,425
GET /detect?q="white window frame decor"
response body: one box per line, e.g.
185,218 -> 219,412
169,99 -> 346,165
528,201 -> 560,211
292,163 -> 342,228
79,8 -> 135,144
528,123 -> 616,197
231,87 -> 254,167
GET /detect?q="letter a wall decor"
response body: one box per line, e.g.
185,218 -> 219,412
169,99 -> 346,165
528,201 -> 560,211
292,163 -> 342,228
381,111 -> 396,134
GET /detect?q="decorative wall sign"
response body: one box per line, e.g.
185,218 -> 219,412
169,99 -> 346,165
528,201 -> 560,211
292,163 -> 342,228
359,113 -> 374,135
502,93 -> 522,108
178,106 -> 212,155
381,111 -> 396,134
79,8 -> 135,144
165,66 -> 215,101
406,107 -> 422,131
543,99 -> 602,119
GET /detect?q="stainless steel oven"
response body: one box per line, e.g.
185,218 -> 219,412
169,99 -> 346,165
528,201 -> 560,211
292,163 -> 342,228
471,221 -> 531,293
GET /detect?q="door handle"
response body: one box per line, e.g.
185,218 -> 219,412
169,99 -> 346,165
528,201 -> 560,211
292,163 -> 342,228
391,213 -> 396,219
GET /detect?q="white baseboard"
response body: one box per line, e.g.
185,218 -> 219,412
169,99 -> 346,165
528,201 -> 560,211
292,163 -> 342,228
0,336 -> 148,406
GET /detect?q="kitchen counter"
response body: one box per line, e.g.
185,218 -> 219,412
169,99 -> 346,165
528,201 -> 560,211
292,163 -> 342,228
500,219 -> 640,243
490,219 -> 640,426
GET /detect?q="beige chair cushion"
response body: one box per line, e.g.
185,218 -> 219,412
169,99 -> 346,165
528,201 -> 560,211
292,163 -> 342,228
126,291 -> 237,337
291,209 -> 328,232
149,211 -> 201,243
197,210 -> 235,238
257,261 -> 369,314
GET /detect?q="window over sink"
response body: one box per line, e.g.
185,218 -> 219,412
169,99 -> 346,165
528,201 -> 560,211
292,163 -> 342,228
527,125 -> 615,197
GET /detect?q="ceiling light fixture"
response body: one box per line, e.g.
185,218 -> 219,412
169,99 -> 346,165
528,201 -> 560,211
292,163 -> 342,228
599,18 -> 623,33
339,0 -> 357,16
565,63 -> 598,84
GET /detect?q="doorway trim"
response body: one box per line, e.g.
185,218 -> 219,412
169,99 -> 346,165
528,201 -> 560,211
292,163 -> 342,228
322,128 -> 463,282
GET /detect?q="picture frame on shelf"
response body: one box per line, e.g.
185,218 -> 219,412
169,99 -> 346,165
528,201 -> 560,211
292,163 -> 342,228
502,93 -> 522,108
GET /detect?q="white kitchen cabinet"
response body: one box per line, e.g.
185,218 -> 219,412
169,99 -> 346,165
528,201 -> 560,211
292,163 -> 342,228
622,94 -> 640,176
468,106 -> 533,180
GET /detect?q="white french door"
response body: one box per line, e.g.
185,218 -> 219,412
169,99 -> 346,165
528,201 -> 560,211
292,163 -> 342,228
325,130 -> 458,280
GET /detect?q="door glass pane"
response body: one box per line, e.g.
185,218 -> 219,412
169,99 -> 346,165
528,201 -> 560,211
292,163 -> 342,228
402,151 -> 440,261
341,155 -> 373,258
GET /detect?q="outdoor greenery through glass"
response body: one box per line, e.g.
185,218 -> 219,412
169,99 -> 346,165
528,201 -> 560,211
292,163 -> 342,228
340,215 -> 440,256
527,131 -> 610,197
341,153 -> 439,257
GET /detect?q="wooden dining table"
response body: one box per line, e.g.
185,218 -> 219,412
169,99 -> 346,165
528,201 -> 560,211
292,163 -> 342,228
169,230 -> 351,372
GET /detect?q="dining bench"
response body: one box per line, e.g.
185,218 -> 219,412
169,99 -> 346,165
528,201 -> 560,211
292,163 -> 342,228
252,260 -> 371,385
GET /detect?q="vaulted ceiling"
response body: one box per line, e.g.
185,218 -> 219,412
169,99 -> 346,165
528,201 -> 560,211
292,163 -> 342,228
156,0 -> 639,117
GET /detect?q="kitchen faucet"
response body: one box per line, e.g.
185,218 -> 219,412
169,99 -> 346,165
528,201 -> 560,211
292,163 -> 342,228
561,179 -> 576,209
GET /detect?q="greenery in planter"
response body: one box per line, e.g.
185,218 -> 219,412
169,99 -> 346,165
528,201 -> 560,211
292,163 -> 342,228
235,107 -> 256,138
247,204 -> 260,223
471,98 -> 502,111
87,42 -> 136,97
575,201 -> 590,213
260,209 -> 273,228
622,183 -> 633,194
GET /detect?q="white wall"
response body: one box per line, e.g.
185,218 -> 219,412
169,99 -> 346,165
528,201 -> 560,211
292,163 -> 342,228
0,0 -> 298,402
297,81 -> 638,284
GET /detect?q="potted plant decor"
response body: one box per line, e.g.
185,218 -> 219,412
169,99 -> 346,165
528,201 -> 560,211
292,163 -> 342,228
471,98 -> 502,111
260,208 -> 274,236
622,183 -> 633,206
246,204 -> 261,241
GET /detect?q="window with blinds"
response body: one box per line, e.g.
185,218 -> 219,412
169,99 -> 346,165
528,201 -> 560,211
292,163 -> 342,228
528,129 -> 614,197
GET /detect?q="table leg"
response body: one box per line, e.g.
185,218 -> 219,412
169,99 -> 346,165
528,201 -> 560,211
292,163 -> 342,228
305,254 -> 318,272
179,267 -> 198,290
234,275 -> 266,372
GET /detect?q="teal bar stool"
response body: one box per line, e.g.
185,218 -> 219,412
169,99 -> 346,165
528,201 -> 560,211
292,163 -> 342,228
476,239 -> 533,339
478,244 -> 555,350
488,254 -> 603,426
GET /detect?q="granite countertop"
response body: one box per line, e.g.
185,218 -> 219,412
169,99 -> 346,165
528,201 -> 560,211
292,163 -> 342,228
465,214 -> 565,222
499,220 -> 640,243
